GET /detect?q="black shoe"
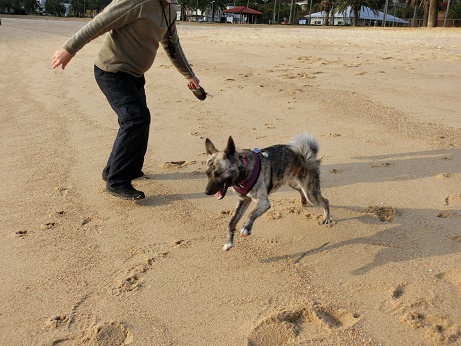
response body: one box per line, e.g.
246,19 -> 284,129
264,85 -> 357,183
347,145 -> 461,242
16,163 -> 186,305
102,170 -> 144,181
106,184 -> 145,200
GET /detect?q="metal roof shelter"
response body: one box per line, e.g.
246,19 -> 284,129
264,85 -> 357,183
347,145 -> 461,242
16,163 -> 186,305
306,6 -> 409,26
222,6 -> 262,24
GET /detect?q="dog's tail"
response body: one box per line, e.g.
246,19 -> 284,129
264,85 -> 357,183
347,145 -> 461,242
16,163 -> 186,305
288,133 -> 319,161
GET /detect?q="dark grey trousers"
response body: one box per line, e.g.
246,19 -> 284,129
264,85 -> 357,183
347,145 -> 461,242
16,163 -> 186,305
94,65 -> 150,188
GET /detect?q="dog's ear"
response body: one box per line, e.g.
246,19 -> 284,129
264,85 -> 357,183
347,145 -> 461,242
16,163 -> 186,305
224,136 -> 236,157
205,138 -> 218,155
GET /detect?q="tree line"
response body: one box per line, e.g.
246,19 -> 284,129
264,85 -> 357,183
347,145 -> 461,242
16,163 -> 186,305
0,0 -> 111,16
1,0 -> 459,27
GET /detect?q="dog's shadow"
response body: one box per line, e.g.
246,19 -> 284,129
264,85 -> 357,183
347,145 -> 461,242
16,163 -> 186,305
322,148 -> 460,188
261,205 -> 461,275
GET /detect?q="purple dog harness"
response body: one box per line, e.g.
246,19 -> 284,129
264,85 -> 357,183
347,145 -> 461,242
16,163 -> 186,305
233,149 -> 261,196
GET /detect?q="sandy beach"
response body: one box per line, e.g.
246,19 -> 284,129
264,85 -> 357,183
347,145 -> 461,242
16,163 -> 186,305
0,16 -> 460,345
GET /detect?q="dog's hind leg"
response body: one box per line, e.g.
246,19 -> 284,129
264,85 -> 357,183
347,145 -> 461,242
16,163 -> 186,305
288,181 -> 309,207
297,176 -> 331,225
301,186 -> 331,225
240,196 -> 271,237
224,197 -> 251,251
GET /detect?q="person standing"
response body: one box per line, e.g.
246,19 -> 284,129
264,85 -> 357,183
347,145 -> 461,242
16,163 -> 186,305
52,0 -> 201,200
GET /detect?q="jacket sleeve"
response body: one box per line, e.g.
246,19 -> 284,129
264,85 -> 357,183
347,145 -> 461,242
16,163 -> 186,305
160,6 -> 195,79
63,0 -> 140,56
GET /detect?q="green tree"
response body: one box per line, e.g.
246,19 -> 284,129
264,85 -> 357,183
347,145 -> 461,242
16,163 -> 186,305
44,0 -> 65,16
319,0 -> 335,25
23,0 -> 40,13
335,0 -> 379,26
177,0 -> 190,21
71,0 -> 85,17
406,0 -> 424,26
0,0 -> 15,13
0,0 -> 39,13
448,2 -> 461,26
89,0 -> 111,12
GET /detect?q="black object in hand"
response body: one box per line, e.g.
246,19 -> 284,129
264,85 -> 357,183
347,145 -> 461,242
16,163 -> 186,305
188,84 -> 207,101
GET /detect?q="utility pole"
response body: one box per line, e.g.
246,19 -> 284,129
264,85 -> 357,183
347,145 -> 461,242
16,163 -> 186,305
288,0 -> 295,24
443,0 -> 452,27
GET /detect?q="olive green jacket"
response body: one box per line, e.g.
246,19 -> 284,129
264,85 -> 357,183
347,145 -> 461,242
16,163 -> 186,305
63,0 -> 195,78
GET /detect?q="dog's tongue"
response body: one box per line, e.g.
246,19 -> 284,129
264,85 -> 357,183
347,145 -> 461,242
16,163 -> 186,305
215,191 -> 224,200
215,183 -> 227,200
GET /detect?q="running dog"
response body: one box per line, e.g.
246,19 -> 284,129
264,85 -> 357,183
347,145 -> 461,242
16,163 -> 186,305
205,133 -> 331,250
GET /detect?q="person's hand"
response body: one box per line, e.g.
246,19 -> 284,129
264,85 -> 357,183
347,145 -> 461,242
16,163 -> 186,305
51,48 -> 73,70
187,76 -> 200,89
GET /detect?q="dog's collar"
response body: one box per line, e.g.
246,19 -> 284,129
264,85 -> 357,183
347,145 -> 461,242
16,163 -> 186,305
233,149 -> 261,196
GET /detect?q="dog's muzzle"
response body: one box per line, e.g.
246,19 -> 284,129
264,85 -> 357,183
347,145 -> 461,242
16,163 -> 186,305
205,182 -> 229,200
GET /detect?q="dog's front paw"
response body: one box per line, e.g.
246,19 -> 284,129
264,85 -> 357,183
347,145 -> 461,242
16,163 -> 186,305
223,243 -> 234,251
240,228 -> 251,237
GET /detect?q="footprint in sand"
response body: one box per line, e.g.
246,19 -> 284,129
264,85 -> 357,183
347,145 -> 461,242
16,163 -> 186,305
400,308 -> 461,344
444,193 -> 461,206
170,239 -> 191,248
52,186 -> 73,197
114,274 -> 143,294
320,133 -> 342,138
112,251 -> 169,295
390,283 -> 461,344
80,215 -> 104,237
436,210 -> 457,218
82,321 -> 133,345
436,173 -> 452,180
15,230 -> 29,238
437,269 -> 461,293
247,303 -> 359,345
111,238 -> 195,295
43,315 -> 70,330
370,162 -> 394,168
367,206 -> 397,222
268,199 -> 327,223
160,161 -> 198,170
391,285 -> 405,300
110,241 -> 195,296
40,222 -> 56,230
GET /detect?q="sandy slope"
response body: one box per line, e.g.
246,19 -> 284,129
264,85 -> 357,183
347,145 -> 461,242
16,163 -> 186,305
1,17 -> 460,345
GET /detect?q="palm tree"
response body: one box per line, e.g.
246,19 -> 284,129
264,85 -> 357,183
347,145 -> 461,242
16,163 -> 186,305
406,0 -> 423,26
335,0 -> 379,26
90,0 -> 111,13
422,0 -> 430,25
406,0 -> 431,26
45,0 -> 65,16
427,0 -> 438,26
448,2 -> 461,26
320,0 -> 335,25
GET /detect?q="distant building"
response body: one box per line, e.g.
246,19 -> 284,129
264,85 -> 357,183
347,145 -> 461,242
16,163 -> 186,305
304,6 -> 409,26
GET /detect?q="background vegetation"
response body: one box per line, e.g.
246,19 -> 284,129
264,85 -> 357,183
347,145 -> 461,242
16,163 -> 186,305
1,0 -> 459,27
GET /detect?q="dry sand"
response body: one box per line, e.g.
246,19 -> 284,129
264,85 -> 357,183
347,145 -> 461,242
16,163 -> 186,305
1,16 -> 460,345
